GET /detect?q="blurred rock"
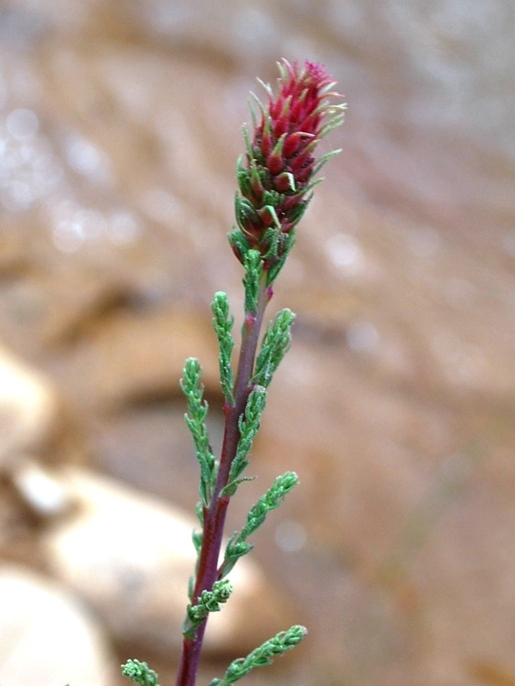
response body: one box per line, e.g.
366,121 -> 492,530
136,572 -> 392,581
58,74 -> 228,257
0,345 -> 59,470
0,345 -> 85,570
0,344 -> 85,470
41,467 -> 296,656
0,346 -> 84,527
0,564 -> 115,686
69,306 -> 221,410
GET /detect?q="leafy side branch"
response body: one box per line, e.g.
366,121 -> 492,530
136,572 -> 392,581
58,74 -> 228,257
219,471 -> 299,578
180,359 -> 217,508
209,625 -> 308,686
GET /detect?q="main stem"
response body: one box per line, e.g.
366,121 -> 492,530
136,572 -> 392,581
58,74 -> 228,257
174,276 -> 271,686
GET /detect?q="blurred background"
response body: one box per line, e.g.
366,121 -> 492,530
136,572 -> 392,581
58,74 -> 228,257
0,1 -> 514,685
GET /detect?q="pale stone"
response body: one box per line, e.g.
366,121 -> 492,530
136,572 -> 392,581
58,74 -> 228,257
78,307 -> 221,409
0,345 -> 57,469
0,346 -> 80,519
11,458 -> 72,518
0,564 -> 115,686
41,467 -> 295,656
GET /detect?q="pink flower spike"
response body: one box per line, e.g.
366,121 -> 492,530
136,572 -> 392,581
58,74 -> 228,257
231,59 -> 345,276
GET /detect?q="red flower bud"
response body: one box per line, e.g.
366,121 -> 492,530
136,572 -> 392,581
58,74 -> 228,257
266,151 -> 284,175
230,59 -> 346,276
282,132 -> 304,158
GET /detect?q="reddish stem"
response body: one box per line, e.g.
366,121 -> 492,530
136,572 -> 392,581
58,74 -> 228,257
174,277 -> 271,686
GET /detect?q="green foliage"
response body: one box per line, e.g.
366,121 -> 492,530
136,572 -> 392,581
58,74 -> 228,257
121,660 -> 160,686
252,308 -> 295,388
180,358 -> 217,508
259,225 -> 281,261
221,385 -> 267,497
208,625 -> 307,686
183,579 -> 233,640
242,249 -> 263,315
266,230 -> 297,284
220,472 -> 299,577
192,501 -> 204,555
227,226 -> 251,266
234,194 -> 259,234
212,292 -> 235,405
189,503 -> 204,599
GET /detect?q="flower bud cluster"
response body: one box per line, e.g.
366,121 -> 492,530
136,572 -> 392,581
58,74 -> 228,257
229,59 -> 345,280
